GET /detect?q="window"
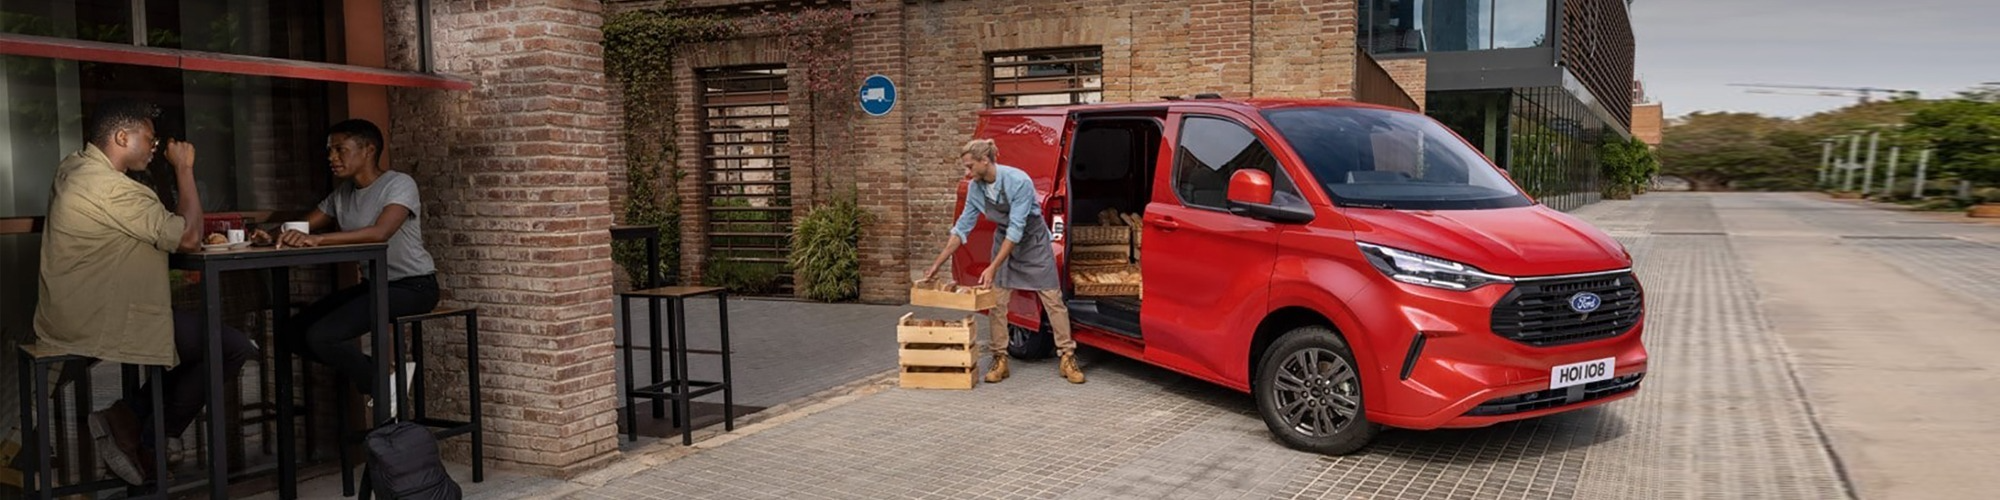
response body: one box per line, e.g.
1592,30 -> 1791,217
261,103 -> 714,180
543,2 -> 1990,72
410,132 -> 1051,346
698,65 -> 792,292
987,47 -> 1102,108
1262,107 -> 1530,211
4,1 -> 334,62
1361,0 -> 1550,55
1173,116 -> 1293,210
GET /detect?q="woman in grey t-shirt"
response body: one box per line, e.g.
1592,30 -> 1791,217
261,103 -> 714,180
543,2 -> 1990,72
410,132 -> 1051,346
277,119 -> 441,410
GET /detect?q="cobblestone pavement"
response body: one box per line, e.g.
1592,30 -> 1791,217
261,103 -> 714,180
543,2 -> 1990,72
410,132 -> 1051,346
545,193 -> 1880,500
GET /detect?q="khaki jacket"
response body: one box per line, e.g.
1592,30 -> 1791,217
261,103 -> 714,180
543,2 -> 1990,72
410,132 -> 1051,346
34,144 -> 183,366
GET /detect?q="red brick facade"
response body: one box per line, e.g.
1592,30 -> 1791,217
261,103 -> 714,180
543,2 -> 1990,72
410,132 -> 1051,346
312,0 -> 1399,477
611,0 -> 1379,304
1377,58 -> 1428,111
383,0 -> 622,477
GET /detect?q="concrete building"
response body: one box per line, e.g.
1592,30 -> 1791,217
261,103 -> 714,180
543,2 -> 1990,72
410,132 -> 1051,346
1360,0 -> 1639,210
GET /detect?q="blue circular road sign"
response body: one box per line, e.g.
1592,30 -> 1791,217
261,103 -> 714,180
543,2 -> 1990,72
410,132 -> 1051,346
859,74 -> 897,116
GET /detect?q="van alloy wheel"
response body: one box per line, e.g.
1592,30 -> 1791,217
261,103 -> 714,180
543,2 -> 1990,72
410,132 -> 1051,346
1255,325 -> 1378,455
1273,347 -> 1360,436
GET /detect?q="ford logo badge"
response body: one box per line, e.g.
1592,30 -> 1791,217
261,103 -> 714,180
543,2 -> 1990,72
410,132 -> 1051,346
1569,292 -> 1603,313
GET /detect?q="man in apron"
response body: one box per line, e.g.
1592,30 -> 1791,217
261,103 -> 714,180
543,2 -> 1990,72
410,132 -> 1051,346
924,138 -> 1085,384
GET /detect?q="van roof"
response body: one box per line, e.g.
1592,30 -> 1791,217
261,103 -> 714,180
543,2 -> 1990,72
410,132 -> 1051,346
975,98 -> 1417,118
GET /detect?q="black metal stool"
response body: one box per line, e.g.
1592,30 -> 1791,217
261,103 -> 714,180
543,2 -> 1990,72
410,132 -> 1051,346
330,306 -> 485,497
16,344 -> 168,499
619,286 -> 734,445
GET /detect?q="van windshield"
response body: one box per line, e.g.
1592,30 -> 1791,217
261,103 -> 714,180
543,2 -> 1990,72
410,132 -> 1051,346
1262,107 -> 1531,210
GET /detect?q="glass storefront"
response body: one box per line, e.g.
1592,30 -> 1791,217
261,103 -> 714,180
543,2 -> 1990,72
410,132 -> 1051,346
1430,88 -> 1609,212
1,59 -> 338,217
4,0 -> 332,62
1361,0 -> 1552,55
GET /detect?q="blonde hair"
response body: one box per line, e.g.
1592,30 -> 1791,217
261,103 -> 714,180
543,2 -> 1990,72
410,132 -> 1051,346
961,138 -> 998,162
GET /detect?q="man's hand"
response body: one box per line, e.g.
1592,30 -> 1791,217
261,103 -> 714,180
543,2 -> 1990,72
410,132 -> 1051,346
278,230 -> 323,248
164,139 -> 196,176
923,262 -> 943,282
978,265 -> 999,289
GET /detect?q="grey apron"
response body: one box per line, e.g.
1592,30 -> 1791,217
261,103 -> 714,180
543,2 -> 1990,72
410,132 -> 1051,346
978,183 -> 1060,291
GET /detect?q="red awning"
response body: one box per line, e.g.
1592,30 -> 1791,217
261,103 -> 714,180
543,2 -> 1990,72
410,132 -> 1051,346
0,33 -> 473,91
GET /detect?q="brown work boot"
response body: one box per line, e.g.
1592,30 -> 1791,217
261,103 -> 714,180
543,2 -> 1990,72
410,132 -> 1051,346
984,354 -> 1010,383
1059,352 -> 1086,384
87,401 -> 147,485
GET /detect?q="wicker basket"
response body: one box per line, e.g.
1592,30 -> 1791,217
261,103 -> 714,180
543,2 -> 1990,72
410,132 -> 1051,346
1071,264 -> 1140,296
1070,247 -> 1130,266
1070,225 -> 1131,245
1075,283 -> 1140,296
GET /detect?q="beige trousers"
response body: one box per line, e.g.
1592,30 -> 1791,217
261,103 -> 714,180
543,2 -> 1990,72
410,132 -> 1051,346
988,289 -> 1076,357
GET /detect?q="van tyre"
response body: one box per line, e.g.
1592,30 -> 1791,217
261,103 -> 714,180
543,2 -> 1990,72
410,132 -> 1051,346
1255,326 -> 1378,455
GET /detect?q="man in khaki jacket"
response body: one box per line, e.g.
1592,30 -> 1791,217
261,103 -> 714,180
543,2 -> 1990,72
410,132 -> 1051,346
35,99 -> 255,485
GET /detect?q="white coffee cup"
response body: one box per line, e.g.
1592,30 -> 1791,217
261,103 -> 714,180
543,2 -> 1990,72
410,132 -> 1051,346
227,229 -> 245,243
283,221 -> 310,235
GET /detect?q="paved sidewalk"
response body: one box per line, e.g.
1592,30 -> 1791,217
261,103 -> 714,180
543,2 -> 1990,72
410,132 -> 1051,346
273,192 -> 2000,499
1710,193 -> 2000,499
533,193 -> 1862,500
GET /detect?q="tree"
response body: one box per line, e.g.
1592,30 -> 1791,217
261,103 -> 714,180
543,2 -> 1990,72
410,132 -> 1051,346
1905,98 -> 2000,186
1657,112 -> 1803,191
1599,135 -> 1658,198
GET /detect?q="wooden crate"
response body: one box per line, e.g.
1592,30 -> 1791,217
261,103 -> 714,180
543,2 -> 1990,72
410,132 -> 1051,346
897,313 -> 977,390
909,280 -> 1001,311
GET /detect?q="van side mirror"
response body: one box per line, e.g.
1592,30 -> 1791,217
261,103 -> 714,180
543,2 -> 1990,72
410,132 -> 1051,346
1227,170 -> 1314,223
1227,170 -> 1274,206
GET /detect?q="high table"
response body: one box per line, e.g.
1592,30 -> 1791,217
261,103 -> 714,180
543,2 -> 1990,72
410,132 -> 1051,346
170,242 -> 391,500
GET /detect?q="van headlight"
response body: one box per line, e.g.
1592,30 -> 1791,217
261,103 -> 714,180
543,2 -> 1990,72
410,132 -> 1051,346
1357,242 -> 1513,291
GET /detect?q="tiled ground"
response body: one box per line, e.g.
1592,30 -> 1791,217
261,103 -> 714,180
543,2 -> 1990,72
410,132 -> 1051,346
559,194 -> 1860,500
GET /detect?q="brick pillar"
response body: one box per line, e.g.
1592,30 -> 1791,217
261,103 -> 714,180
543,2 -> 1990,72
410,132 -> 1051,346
384,0 -> 621,477
854,0 -> 910,303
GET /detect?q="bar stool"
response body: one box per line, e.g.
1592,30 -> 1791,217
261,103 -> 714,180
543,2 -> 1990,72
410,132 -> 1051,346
619,286 -> 734,445
16,344 -> 168,499
330,306 -> 485,497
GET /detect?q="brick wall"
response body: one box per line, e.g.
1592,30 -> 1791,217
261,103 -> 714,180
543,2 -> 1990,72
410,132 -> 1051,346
894,0 -> 1358,303
606,0 -> 1363,303
1377,58 -> 1427,110
383,0 -> 621,477
1631,102 -> 1664,147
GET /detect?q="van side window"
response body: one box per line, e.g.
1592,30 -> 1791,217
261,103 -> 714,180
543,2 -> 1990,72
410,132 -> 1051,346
1173,116 -> 1295,210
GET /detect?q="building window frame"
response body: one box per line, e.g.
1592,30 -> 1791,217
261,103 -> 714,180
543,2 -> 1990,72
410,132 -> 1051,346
985,46 -> 1104,109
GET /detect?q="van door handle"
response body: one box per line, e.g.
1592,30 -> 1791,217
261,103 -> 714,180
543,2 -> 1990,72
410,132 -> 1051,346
1149,216 -> 1180,231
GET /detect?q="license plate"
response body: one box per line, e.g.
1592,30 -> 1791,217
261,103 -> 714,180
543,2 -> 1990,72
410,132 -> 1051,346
1550,357 -> 1614,390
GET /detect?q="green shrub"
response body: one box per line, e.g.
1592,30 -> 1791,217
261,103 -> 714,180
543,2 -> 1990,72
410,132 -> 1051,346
702,257 -> 785,295
788,198 -> 869,302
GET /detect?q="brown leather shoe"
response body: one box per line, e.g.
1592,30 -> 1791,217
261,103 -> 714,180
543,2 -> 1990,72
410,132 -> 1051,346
984,354 -> 1010,383
1059,352 -> 1085,384
87,401 -> 147,485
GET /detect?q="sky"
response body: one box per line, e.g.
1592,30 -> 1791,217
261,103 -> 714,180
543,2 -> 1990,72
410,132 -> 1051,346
1631,0 -> 2000,119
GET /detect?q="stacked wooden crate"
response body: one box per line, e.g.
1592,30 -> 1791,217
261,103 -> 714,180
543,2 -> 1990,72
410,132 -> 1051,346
902,280 -> 1001,389
895,313 -> 977,389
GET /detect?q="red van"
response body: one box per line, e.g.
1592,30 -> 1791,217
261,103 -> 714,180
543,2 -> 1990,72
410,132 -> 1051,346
949,98 -> 1647,455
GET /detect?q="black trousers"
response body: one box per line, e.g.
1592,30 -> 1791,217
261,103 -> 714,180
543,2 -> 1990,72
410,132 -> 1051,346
127,310 -> 259,450
278,274 -> 440,396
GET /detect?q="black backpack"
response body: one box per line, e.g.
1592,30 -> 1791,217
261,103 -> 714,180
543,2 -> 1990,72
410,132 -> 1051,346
1008,308 -> 1056,360
360,421 -> 462,500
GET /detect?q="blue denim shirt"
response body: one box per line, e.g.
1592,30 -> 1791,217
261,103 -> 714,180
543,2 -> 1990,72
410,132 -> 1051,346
950,163 -> 1040,244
